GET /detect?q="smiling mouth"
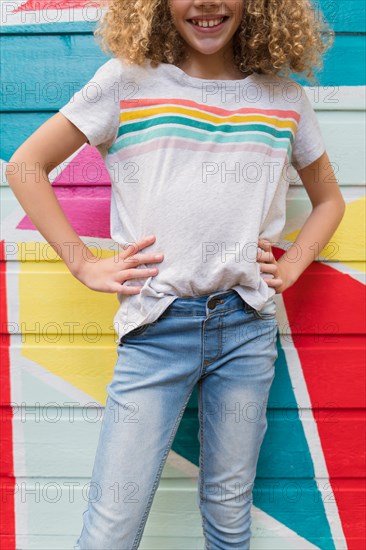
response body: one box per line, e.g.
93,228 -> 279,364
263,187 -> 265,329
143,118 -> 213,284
187,16 -> 229,29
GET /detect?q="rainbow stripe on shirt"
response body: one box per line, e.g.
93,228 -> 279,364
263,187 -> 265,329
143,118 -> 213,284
109,97 -> 300,160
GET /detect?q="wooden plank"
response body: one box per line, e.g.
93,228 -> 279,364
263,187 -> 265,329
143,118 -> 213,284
316,0 -> 366,32
8,411 -> 366,478
9,478 -> 364,538
1,0 -> 365,33
0,269 -> 364,323
0,35 -> 365,113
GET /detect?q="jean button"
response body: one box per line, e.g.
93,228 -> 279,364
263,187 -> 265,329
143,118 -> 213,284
207,299 -> 218,310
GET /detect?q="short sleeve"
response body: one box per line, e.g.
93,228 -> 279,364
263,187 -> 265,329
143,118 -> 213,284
59,57 -> 121,154
291,85 -> 326,171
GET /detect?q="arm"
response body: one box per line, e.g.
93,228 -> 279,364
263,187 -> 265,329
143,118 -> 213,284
258,151 -> 346,293
5,114 -> 164,293
6,113 -> 98,276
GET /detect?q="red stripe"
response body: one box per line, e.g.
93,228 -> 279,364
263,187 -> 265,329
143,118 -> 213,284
282,256 -> 366,549
120,97 -> 301,121
0,240 -> 15,549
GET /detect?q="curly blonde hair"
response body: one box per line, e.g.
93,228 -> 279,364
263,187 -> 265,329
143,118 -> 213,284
94,0 -> 334,84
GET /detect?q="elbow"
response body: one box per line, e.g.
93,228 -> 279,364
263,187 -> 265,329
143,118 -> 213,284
312,197 -> 346,222
332,197 -> 347,225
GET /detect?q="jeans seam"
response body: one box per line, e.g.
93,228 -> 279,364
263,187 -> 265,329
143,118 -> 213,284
218,315 -> 223,358
200,319 -> 206,376
199,380 -> 210,550
131,386 -> 195,550
244,301 -> 277,321
201,316 -> 223,370
252,311 -> 277,320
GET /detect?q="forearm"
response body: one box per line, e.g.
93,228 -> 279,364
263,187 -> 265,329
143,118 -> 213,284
6,161 -> 95,276
277,199 -> 346,285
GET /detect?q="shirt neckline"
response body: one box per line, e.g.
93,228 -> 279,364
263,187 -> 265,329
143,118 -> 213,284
154,60 -> 256,88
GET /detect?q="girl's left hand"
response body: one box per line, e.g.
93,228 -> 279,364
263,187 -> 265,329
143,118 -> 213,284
256,239 -> 291,294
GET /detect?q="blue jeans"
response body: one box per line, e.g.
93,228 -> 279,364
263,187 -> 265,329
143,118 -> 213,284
74,289 -> 278,549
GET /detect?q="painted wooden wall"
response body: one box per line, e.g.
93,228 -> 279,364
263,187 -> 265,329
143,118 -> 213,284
1,1 -> 365,548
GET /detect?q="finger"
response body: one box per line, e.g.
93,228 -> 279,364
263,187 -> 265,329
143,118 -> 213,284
258,262 -> 277,273
266,277 -> 283,289
114,283 -> 143,295
123,252 -> 164,267
120,267 -> 159,280
121,235 -> 156,259
257,249 -> 273,263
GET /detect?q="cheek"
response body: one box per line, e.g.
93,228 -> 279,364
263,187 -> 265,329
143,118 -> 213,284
229,0 -> 244,21
170,0 -> 189,18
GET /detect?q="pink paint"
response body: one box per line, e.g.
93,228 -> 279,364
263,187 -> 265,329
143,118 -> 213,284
13,0 -> 109,13
17,145 -> 112,238
52,145 -> 111,187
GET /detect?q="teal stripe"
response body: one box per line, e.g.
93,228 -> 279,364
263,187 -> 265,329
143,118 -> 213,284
117,115 -> 295,141
110,124 -> 293,155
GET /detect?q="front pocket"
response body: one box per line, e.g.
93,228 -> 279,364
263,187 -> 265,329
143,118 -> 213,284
119,323 -> 152,344
244,299 -> 277,320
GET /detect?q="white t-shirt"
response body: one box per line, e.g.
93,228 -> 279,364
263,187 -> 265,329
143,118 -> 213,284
59,56 -> 326,343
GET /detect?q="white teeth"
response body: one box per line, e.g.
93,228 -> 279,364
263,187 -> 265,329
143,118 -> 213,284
190,17 -> 225,28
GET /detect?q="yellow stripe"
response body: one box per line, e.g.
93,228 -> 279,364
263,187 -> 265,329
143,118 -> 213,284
119,105 -> 298,131
285,196 -> 366,270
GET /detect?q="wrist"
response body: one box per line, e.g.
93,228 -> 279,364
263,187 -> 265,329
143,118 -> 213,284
277,256 -> 300,288
67,243 -> 97,278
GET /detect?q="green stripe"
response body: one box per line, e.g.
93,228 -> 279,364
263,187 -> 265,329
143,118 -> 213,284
118,116 -> 295,142
110,124 -> 293,155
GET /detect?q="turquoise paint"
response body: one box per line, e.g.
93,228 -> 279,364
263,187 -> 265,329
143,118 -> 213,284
0,1 -> 364,34
317,0 -> 366,32
0,34 -> 365,121
294,35 -> 366,86
0,22 -> 97,35
1,112 -> 52,160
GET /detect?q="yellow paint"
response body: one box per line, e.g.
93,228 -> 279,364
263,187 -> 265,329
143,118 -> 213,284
18,245 -> 123,404
18,192 -> 365,405
284,196 -> 366,272
21,335 -> 115,406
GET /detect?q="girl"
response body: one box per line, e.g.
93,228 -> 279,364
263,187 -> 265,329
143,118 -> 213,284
7,0 -> 346,548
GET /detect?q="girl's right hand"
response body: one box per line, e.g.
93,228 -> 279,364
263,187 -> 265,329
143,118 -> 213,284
75,234 -> 164,295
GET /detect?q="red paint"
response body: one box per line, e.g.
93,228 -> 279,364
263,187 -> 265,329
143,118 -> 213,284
281,254 -> 366,549
0,240 -> 16,549
13,0 -> 109,12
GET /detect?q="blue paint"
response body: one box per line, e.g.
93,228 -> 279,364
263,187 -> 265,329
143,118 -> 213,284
1,35 -> 365,124
255,339 -> 336,549
1,1 -> 364,34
